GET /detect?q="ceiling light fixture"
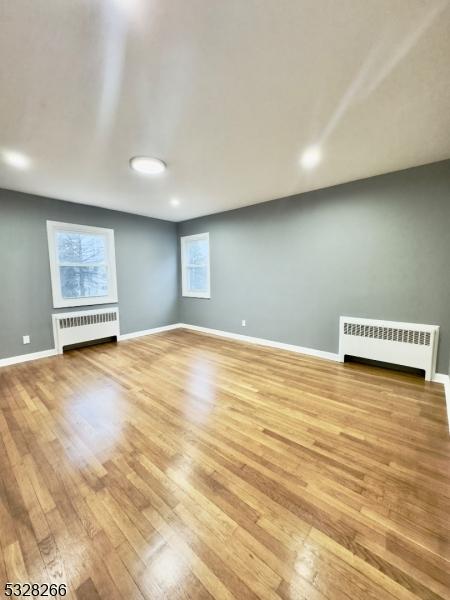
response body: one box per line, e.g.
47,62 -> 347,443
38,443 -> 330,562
300,146 -> 321,169
129,156 -> 166,175
2,150 -> 31,170
170,198 -> 180,206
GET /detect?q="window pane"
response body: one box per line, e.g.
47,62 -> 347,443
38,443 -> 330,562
57,231 -> 106,264
187,266 -> 207,293
186,239 -> 208,265
60,266 -> 108,298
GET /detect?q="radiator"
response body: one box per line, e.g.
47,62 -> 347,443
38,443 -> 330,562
339,316 -> 439,380
52,308 -> 120,354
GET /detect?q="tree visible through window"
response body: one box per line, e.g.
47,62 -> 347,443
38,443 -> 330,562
57,231 -> 108,299
47,221 -> 118,308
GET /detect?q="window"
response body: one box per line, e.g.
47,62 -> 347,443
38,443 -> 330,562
181,232 -> 210,298
47,221 -> 118,308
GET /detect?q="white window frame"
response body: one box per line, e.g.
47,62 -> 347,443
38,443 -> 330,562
47,220 -> 118,308
181,232 -> 211,299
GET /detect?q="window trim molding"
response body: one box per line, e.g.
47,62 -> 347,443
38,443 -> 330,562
46,220 -> 118,308
180,232 -> 211,299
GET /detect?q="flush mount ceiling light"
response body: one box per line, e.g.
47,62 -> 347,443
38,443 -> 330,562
2,150 -> 31,169
300,146 -> 321,169
170,198 -> 180,206
129,156 -> 166,175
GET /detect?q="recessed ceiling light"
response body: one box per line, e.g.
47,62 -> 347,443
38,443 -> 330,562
2,150 -> 31,170
129,156 -> 166,175
170,198 -> 180,206
300,146 -> 321,169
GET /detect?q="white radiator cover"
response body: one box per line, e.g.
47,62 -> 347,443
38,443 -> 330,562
339,316 -> 439,380
52,308 -> 120,354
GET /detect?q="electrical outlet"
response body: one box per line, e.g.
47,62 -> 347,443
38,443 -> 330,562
23,335 -> 31,344
241,320 -> 246,327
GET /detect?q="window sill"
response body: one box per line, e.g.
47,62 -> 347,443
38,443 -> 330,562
182,294 -> 211,299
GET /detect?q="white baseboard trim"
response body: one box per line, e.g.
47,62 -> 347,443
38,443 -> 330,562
0,324 -> 181,368
0,348 -> 58,368
431,373 -> 449,384
434,373 -> 450,432
178,323 -> 340,362
444,379 -> 450,433
118,323 -> 182,341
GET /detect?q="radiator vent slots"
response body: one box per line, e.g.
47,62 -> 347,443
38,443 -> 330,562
343,322 -> 431,346
58,311 -> 118,330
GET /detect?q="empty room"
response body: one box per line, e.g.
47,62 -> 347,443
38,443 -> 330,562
0,1 -> 449,599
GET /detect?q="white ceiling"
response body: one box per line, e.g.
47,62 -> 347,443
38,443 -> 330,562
0,0 -> 449,222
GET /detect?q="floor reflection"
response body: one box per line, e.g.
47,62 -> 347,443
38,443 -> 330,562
143,541 -> 188,593
184,355 -> 217,424
62,381 -> 125,463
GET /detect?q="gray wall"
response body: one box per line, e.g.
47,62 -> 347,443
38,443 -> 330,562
2,160 -> 449,373
178,160 -> 450,374
0,189 -> 178,359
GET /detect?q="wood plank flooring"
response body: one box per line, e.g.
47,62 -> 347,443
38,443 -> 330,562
0,328 -> 449,599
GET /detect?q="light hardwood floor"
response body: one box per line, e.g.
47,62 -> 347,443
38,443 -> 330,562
0,329 -> 449,600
